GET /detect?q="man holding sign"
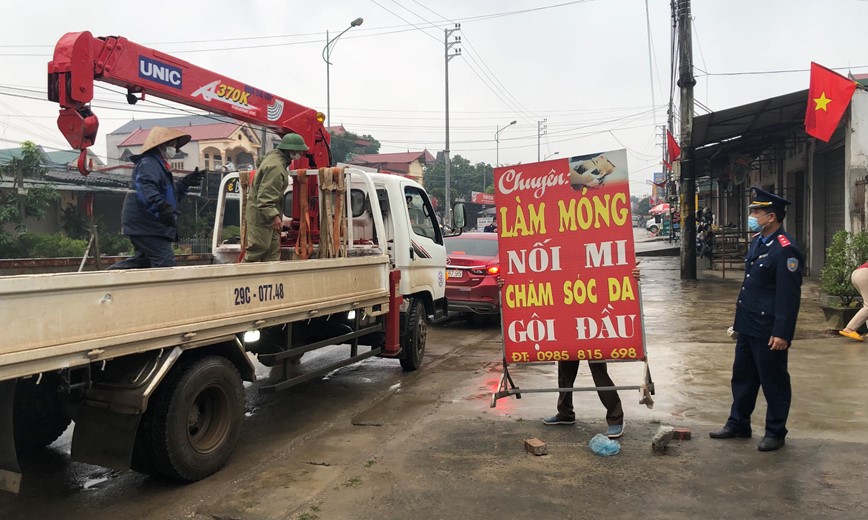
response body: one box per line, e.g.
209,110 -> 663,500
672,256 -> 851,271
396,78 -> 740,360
542,264 -> 642,438
493,149 -> 645,437
543,351 -> 626,437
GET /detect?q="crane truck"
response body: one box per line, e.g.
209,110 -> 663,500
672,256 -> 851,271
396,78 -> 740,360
0,31 -> 464,494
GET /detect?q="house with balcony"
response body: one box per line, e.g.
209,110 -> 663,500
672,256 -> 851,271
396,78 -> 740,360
107,115 -> 261,171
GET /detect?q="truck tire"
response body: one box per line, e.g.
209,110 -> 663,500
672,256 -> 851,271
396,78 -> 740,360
136,356 -> 244,482
399,298 -> 427,371
13,374 -> 70,455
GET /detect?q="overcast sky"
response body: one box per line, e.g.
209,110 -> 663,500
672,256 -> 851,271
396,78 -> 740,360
2,0 -> 867,196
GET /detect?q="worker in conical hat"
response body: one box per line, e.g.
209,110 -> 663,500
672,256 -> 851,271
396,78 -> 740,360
109,126 -> 204,269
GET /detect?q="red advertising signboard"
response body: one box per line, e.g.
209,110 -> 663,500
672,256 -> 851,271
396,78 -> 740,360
471,191 -> 495,205
493,150 -> 645,364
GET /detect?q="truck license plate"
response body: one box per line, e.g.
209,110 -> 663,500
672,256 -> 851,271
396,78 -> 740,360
447,269 -> 463,278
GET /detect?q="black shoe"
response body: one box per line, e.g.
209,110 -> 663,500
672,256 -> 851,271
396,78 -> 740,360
757,436 -> 785,452
709,426 -> 752,439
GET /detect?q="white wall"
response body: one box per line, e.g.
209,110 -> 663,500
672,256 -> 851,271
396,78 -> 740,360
850,90 -> 868,234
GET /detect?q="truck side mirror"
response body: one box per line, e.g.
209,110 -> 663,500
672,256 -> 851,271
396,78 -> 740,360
452,202 -> 466,229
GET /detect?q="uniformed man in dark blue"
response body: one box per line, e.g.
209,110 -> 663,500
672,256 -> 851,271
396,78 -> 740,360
710,186 -> 803,452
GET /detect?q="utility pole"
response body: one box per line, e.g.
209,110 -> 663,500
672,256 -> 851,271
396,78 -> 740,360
537,119 -> 547,162
677,0 -> 697,280
657,124 -> 667,203
444,24 -> 461,223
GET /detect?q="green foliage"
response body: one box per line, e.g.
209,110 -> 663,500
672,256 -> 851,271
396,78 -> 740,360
61,204 -> 90,238
423,155 -> 493,214
99,233 -> 132,256
636,196 -> 652,216
1,233 -> 88,259
60,204 -> 132,256
820,230 -> 868,307
222,225 -> 241,240
330,130 -> 381,163
0,141 -> 59,245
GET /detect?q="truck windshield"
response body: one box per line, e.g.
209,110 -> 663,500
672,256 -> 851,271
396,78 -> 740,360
405,187 -> 441,243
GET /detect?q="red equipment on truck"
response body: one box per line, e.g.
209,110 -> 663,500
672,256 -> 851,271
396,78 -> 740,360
48,30 -> 333,252
48,31 -> 332,175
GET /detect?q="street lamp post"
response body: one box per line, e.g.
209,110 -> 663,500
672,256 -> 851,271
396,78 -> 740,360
494,119 -> 517,169
322,17 -> 364,126
544,151 -> 559,160
490,120 -> 517,191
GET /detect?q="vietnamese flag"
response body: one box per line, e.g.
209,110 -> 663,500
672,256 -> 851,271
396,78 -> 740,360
804,62 -> 857,142
662,130 -> 681,170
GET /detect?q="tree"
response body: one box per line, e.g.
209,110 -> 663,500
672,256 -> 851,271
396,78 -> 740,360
0,141 -> 59,248
423,155 -> 492,213
330,130 -> 380,163
636,196 -> 652,216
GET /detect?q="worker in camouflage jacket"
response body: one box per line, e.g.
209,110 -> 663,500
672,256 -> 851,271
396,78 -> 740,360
244,134 -> 309,262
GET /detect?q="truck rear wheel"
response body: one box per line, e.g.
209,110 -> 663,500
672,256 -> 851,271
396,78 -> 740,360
13,374 -> 70,455
399,298 -> 427,371
137,356 -> 244,482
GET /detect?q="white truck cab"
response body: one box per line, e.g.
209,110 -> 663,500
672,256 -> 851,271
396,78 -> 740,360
212,167 -> 453,318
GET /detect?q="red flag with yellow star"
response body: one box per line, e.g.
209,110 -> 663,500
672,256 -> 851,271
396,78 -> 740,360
805,62 -> 857,142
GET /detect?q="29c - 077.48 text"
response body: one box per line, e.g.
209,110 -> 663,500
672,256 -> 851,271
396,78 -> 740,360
233,283 -> 285,305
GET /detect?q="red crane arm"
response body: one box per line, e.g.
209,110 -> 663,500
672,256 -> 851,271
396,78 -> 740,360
48,31 -> 331,175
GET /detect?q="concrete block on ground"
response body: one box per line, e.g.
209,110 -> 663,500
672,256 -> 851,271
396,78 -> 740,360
672,427 -> 692,440
524,438 -> 548,456
651,425 -> 675,454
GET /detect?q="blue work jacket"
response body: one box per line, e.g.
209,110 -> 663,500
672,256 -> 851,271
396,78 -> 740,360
120,150 -> 193,240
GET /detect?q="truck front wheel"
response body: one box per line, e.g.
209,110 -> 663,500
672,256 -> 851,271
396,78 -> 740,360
399,298 -> 427,371
137,356 -> 244,482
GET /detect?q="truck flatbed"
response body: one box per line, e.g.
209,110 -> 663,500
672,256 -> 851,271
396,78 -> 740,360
0,255 -> 390,382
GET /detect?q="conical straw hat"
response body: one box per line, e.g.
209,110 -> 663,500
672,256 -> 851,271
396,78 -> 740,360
140,126 -> 192,154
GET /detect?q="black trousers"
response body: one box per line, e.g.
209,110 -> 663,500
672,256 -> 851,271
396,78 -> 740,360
725,333 -> 791,439
107,235 -> 175,269
556,360 -> 624,426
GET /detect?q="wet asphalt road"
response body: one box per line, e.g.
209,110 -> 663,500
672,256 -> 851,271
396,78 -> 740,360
2,234 -> 867,518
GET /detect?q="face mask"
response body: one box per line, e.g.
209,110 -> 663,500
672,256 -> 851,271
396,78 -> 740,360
290,152 -> 303,161
161,142 -> 176,159
748,214 -> 769,232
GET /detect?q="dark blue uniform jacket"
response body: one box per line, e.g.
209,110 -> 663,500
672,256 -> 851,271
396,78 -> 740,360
733,228 -> 804,341
120,150 -> 194,240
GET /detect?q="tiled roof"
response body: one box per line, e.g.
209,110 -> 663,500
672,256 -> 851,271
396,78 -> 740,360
44,149 -> 106,167
0,145 -> 49,164
119,122 -> 242,146
0,146 -> 106,168
109,114 -> 237,135
350,150 -> 434,165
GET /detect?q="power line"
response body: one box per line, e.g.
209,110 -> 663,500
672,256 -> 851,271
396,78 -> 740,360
1,1 -> 598,50
695,64 -> 868,77
0,83 -> 662,117
369,0 -> 445,43
2,1 -> 600,56
371,0 -> 538,131
405,0 -> 539,124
